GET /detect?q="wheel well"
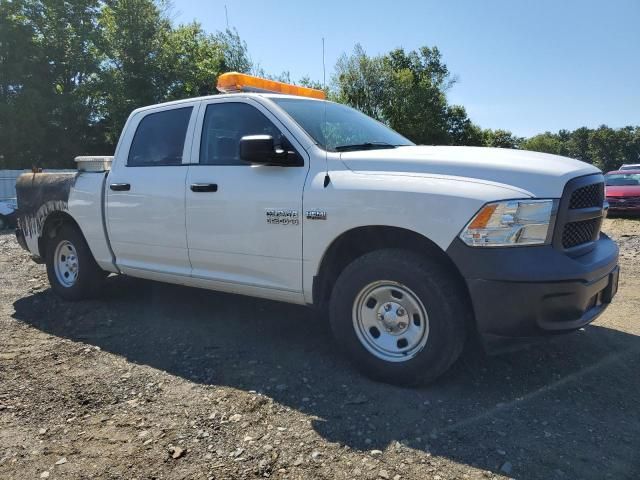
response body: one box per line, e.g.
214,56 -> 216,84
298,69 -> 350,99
313,226 -> 470,310
38,211 -> 81,260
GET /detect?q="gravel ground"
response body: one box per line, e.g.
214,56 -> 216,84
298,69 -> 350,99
1,218 -> 639,480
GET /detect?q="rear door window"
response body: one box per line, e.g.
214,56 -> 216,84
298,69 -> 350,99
128,107 -> 193,166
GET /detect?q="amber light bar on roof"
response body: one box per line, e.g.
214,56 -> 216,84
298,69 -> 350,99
216,72 -> 326,100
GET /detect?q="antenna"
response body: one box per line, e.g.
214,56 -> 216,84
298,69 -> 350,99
224,5 -> 229,29
322,37 -> 326,88
322,37 -> 330,188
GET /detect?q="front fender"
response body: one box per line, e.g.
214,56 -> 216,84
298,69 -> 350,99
302,168 -> 532,303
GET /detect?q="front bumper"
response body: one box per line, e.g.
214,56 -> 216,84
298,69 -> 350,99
607,198 -> 640,213
446,234 -> 619,351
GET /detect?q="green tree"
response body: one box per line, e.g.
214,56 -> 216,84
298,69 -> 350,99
96,1 -> 251,147
0,0 -> 102,168
446,105 -> 484,146
96,0 -> 173,145
334,44 -> 480,146
382,46 -> 453,145
0,0 -> 40,168
298,76 -> 325,91
556,129 -> 571,156
617,126 -> 640,167
521,132 -> 563,155
214,28 -> 252,73
3,2 -> 639,172
1,0 -> 253,168
565,127 -> 592,163
483,129 -> 522,149
520,126 -> 640,169
160,22 -> 226,100
334,44 -> 387,120
589,125 -> 622,171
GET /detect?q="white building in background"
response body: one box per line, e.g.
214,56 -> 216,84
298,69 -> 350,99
1,170 -> 73,201
0,170 -> 26,201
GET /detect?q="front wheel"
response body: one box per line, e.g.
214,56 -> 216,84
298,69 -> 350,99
329,249 -> 469,386
45,224 -> 105,300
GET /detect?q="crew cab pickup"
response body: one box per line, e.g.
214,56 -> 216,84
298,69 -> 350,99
15,73 -> 619,385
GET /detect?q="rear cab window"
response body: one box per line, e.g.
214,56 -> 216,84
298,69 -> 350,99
128,107 -> 193,166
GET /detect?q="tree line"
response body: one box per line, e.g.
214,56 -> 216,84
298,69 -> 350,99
1,0 -> 638,171
332,45 -> 640,172
1,0 -> 251,168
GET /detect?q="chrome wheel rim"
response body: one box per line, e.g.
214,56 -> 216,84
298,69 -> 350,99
54,240 -> 79,287
352,281 -> 429,363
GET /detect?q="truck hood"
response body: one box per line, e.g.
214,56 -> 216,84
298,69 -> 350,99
340,146 -> 601,198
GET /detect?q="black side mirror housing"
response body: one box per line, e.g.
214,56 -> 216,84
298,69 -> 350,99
239,135 -> 301,166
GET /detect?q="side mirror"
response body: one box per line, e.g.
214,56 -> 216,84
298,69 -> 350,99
239,135 -> 301,166
239,135 -> 281,165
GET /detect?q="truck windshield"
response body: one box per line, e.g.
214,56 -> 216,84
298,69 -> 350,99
271,98 -> 413,152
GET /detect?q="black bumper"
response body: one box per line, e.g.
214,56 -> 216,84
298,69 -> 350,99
446,234 -> 619,351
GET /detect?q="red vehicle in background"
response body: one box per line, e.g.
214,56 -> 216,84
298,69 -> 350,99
605,170 -> 640,214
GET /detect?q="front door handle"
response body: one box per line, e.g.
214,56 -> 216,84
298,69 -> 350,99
190,183 -> 218,193
110,183 -> 131,191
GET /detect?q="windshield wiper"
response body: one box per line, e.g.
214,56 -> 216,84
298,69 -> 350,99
334,142 -> 399,152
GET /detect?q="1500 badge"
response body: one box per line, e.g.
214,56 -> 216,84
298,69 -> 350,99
266,209 -> 299,225
305,210 -> 327,220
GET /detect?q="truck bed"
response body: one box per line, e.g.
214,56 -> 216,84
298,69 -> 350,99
15,172 -> 78,238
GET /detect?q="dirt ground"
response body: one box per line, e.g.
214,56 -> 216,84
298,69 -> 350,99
1,218 -> 639,480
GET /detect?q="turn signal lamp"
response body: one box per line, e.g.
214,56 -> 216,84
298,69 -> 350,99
216,72 -> 326,100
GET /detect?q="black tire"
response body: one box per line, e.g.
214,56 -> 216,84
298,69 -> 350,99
329,248 -> 470,386
45,223 -> 105,301
0,215 -> 6,230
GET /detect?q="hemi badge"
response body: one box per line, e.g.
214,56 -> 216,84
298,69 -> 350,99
306,210 -> 327,220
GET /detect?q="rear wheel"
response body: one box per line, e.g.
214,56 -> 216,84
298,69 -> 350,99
329,248 -> 469,386
0,215 -> 6,230
45,224 -> 105,300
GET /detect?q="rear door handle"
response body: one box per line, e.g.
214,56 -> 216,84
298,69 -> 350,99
110,183 -> 131,191
190,183 -> 218,192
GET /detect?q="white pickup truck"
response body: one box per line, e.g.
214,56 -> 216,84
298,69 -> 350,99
15,74 -> 619,385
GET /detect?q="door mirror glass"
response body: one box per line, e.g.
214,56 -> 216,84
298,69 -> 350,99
240,135 -> 288,165
240,135 -> 276,164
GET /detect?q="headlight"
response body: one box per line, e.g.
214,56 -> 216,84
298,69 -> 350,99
460,199 -> 557,247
